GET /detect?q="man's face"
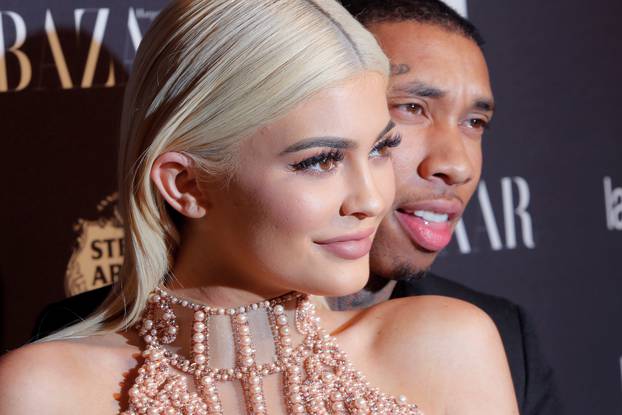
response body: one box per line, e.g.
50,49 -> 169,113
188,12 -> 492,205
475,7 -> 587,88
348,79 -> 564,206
368,21 -> 494,278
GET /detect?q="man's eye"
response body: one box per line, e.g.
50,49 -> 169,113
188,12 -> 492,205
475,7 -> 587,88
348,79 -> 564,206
399,103 -> 424,115
466,118 -> 489,129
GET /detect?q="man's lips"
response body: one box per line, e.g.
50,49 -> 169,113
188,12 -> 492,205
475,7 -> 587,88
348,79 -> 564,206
315,228 -> 375,260
395,198 -> 463,252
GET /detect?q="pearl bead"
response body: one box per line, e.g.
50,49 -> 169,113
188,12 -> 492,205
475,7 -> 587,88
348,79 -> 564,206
332,401 -> 345,411
330,391 -> 343,401
355,398 -> 368,408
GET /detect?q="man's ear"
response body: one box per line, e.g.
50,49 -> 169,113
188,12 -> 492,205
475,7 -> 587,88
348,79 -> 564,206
150,152 -> 209,219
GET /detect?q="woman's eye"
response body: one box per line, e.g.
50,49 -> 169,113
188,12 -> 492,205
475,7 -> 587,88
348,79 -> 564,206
289,151 -> 344,174
315,158 -> 338,172
369,133 -> 402,158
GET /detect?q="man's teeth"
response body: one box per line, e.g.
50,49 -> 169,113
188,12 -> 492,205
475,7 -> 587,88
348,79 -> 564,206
413,210 -> 449,223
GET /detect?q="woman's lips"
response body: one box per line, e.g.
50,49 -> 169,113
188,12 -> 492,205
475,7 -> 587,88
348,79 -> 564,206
395,210 -> 454,252
315,228 -> 375,260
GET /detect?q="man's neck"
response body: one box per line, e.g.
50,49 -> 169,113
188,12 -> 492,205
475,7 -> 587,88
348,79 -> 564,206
327,275 -> 397,311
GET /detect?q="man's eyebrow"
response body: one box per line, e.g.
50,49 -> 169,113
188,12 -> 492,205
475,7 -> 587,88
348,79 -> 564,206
280,120 -> 395,155
393,81 -> 496,112
391,81 -> 446,98
473,98 -> 495,112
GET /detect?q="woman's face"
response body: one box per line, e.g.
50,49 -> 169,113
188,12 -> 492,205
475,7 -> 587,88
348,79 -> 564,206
199,72 -> 398,297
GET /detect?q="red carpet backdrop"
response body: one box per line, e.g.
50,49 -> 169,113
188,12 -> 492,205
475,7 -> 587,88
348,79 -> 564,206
0,1 -> 620,413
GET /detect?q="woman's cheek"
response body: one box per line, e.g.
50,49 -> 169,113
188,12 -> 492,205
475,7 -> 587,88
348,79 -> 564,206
261,181 -> 339,235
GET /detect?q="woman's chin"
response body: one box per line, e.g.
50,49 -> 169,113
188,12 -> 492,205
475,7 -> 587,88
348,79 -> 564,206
301,272 -> 369,298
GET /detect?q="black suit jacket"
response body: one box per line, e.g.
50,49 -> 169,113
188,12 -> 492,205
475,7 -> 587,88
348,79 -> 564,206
391,273 -> 561,415
33,278 -> 561,414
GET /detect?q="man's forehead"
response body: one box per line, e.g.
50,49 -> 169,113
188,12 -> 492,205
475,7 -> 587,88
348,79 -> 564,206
372,21 -> 473,53
372,22 -> 493,104
372,21 -> 488,73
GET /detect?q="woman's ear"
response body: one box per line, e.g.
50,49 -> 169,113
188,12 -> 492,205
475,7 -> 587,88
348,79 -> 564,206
150,152 -> 208,219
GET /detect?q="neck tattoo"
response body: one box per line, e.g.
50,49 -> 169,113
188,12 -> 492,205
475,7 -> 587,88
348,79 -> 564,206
121,287 -> 422,415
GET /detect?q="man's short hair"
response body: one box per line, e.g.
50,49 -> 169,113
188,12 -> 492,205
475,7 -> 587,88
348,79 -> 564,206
341,0 -> 485,46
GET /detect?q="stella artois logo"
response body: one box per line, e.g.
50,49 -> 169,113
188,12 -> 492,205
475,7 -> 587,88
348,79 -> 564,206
65,193 -> 124,296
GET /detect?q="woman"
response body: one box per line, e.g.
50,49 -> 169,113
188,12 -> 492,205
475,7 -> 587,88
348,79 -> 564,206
0,1 -> 518,414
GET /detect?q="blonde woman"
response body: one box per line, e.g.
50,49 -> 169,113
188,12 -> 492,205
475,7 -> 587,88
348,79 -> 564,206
0,1 -> 518,414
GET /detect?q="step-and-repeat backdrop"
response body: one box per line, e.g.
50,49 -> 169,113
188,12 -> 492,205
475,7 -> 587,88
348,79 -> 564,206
0,0 -> 620,413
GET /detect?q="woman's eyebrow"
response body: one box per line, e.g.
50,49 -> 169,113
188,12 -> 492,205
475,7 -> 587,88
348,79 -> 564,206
280,120 -> 395,155
280,137 -> 356,155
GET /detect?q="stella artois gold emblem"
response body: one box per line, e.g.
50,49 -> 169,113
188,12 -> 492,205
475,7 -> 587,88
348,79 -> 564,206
65,193 -> 124,296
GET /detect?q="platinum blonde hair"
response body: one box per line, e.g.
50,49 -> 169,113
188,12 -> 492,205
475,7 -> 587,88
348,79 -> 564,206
44,0 -> 388,340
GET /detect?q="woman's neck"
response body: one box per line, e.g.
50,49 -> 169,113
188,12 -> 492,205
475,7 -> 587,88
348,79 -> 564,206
165,282 -> 290,311
169,230 -> 291,308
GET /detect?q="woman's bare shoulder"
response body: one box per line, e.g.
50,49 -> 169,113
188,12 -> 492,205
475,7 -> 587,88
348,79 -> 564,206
0,333 -> 140,414
353,295 -> 499,367
348,295 -> 519,414
371,294 -> 497,340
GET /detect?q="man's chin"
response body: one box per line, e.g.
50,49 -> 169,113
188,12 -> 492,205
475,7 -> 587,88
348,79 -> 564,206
382,264 -> 428,281
370,244 -> 438,281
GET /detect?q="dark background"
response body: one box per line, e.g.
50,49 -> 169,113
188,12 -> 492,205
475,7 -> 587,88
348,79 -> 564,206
0,1 -> 620,414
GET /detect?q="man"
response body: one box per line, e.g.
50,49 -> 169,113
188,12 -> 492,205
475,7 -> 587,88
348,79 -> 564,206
336,1 -> 560,413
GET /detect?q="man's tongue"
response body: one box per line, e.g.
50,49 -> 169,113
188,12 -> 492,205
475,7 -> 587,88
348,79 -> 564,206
395,210 -> 453,252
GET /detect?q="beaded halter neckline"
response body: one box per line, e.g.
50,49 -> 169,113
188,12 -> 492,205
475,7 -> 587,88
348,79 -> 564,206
121,287 -> 422,415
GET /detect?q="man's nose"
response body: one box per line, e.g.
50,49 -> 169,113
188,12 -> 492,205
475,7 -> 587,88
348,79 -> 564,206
418,124 -> 474,186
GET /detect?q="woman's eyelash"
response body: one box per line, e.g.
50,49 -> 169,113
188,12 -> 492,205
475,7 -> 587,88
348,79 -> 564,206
372,132 -> 402,153
289,150 -> 344,171
289,132 -> 401,172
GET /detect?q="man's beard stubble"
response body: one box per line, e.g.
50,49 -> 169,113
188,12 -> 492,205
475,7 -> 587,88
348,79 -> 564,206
385,264 -> 427,282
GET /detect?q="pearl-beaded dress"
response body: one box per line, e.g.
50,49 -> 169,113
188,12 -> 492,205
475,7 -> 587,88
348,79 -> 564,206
121,289 -> 423,415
